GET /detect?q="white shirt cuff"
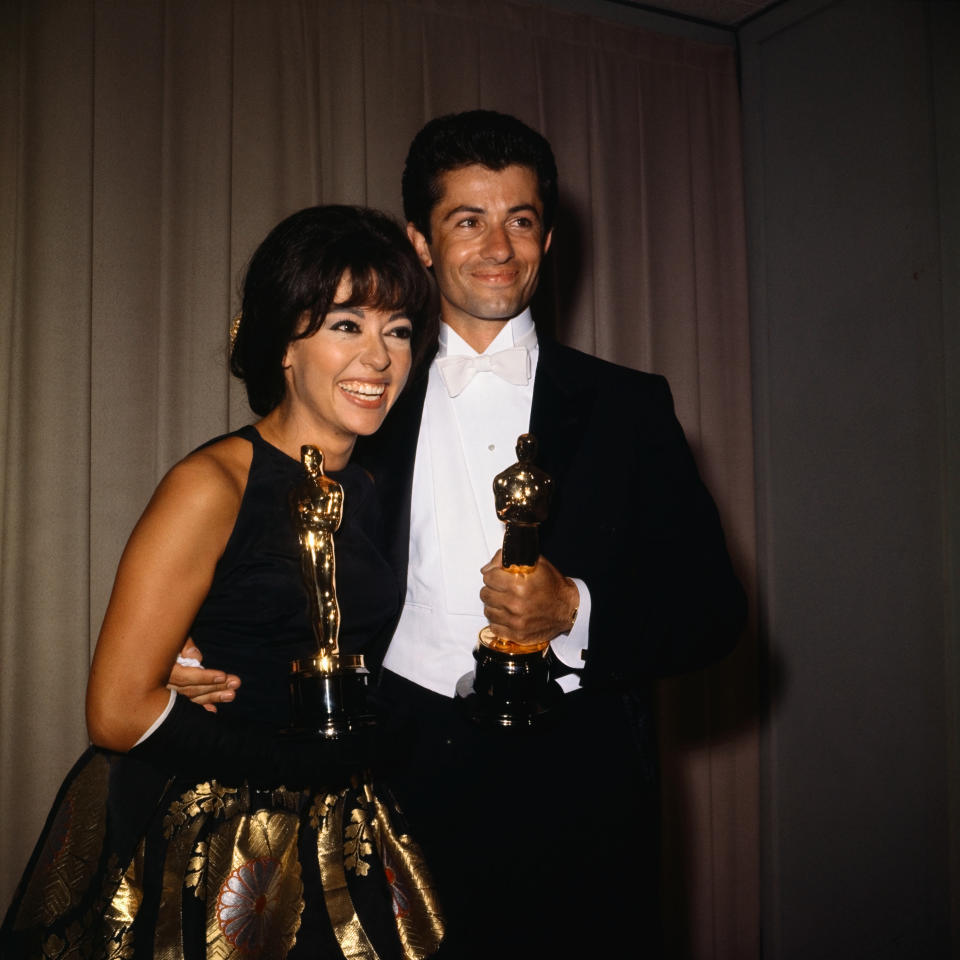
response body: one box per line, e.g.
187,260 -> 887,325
550,577 -> 591,691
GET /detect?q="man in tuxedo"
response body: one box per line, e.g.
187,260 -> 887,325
355,110 -> 745,957
176,110 -> 745,956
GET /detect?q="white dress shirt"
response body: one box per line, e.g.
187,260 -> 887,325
382,310 -> 590,696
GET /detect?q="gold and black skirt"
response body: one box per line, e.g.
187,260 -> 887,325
1,749 -> 444,960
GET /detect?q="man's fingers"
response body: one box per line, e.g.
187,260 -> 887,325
171,682 -> 231,698
178,640 -> 203,663
167,664 -> 240,710
168,664 -> 228,687
187,688 -> 236,707
165,682 -> 237,710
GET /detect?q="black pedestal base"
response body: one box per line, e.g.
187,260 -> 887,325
288,661 -> 376,740
455,643 -> 562,728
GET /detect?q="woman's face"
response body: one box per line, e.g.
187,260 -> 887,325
282,274 -> 413,444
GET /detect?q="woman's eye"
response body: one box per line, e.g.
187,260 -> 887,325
388,325 -> 413,340
329,319 -> 360,333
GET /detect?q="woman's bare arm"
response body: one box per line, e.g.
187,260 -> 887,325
86,441 -> 247,751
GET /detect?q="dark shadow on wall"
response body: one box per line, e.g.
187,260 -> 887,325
530,196 -> 588,345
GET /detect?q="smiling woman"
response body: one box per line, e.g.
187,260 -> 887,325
1,206 -> 444,960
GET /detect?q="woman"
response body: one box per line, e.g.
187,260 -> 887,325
1,206 -> 443,959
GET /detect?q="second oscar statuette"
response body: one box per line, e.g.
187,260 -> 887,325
287,444 -> 374,740
455,433 -> 563,727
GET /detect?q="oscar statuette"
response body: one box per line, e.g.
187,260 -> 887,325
287,445 -> 374,739
455,434 -> 563,727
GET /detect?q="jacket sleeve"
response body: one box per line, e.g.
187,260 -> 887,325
572,374 -> 746,687
127,693 -> 363,789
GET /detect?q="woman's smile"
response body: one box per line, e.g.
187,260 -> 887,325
338,378 -> 388,405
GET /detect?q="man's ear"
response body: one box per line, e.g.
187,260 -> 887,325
543,227 -> 554,256
407,222 -> 433,269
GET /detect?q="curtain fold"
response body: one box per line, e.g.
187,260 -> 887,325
0,1 -> 757,955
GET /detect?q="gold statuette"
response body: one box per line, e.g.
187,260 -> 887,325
288,445 -> 372,739
456,433 -> 561,727
295,445 -> 345,668
479,433 -> 554,655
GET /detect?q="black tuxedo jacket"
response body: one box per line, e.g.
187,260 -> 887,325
355,338 -> 745,693
355,339 -> 745,955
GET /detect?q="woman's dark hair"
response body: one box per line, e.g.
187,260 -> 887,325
402,110 -> 559,240
231,205 -> 435,416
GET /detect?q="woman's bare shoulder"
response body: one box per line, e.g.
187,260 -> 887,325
148,434 -> 254,529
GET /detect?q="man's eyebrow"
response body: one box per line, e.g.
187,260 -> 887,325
507,204 -> 542,220
440,204 -> 484,223
440,203 -> 542,222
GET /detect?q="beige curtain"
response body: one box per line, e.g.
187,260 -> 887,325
0,0 -> 757,955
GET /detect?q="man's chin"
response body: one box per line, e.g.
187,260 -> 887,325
464,303 -> 529,323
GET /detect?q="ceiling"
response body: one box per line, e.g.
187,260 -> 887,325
604,0 -> 784,27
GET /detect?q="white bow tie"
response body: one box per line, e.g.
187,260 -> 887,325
435,345 -> 531,397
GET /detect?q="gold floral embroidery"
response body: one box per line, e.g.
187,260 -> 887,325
162,782 -> 239,838
308,792 -> 338,831
344,802 -> 374,878
186,841 -> 208,899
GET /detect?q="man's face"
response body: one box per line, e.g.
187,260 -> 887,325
407,164 -> 553,351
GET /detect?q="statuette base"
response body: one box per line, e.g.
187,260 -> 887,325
455,636 -> 562,728
288,655 -> 375,740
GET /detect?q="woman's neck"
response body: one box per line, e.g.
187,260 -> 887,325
255,407 -> 355,471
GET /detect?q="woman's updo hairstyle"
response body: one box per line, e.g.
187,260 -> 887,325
231,205 -> 434,416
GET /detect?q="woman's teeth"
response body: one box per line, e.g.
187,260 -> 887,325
339,381 -> 385,398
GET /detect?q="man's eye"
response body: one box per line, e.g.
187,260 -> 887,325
511,217 -> 534,229
457,218 -> 478,228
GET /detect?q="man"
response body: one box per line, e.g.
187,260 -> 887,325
177,110 -> 745,957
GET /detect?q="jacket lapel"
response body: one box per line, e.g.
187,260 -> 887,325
529,339 -> 595,494
354,374 -> 427,585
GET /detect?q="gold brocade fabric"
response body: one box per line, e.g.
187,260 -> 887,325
370,795 -> 446,960
12,752 -> 111,931
1,752 -> 444,960
202,807 -> 304,960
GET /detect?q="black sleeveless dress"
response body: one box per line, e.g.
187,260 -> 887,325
0,426 -> 444,960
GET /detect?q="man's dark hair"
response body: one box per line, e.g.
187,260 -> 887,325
231,205 -> 435,416
402,110 -> 559,240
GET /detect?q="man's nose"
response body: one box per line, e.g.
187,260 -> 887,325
481,224 -> 513,261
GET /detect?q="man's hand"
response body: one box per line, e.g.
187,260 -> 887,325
480,550 -> 579,648
167,641 -> 241,713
